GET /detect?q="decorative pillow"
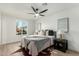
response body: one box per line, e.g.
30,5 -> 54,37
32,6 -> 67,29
45,30 -> 55,36
38,30 -> 45,36
46,30 -> 49,36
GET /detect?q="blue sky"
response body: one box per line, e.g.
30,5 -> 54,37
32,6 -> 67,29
16,20 -> 28,28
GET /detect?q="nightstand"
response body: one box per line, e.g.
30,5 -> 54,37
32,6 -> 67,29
53,39 -> 68,52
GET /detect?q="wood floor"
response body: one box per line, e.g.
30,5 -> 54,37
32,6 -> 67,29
0,42 -> 79,56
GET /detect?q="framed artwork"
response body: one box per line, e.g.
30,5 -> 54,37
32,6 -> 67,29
57,17 -> 69,33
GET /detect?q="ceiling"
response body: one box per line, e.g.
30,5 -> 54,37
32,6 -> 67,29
0,3 -> 79,20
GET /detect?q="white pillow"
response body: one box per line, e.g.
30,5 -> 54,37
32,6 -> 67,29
38,30 -> 45,35
46,30 -> 49,36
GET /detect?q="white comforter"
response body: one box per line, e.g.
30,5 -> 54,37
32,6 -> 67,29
21,35 -> 54,56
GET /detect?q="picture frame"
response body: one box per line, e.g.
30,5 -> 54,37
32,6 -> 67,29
57,17 -> 69,33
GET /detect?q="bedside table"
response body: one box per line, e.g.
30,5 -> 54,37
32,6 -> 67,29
53,39 -> 68,52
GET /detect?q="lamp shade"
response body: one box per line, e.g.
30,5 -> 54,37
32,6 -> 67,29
57,30 -> 65,39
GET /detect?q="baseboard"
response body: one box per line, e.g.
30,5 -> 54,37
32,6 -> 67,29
68,49 -> 79,53
0,41 -> 20,46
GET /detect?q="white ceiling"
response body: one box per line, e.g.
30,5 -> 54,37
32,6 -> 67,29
0,3 -> 79,20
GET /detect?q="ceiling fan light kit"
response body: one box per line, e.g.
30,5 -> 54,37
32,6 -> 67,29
35,14 -> 39,16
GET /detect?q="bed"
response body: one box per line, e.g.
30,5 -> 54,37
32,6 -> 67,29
21,30 -> 56,56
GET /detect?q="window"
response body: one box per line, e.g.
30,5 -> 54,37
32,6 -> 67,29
16,20 -> 28,35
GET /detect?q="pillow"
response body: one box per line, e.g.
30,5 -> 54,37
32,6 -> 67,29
38,30 -> 45,36
46,30 -> 49,36
34,32 -> 38,35
45,30 -> 55,36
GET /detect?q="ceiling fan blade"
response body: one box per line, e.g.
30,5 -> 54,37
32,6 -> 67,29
40,14 -> 45,16
31,6 -> 37,13
28,13 -> 35,14
40,9 -> 48,13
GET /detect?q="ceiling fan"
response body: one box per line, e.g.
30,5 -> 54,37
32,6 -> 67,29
28,6 -> 48,17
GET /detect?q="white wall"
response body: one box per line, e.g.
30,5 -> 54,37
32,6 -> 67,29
0,13 -> 35,44
35,7 -> 79,52
0,13 -> 1,44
